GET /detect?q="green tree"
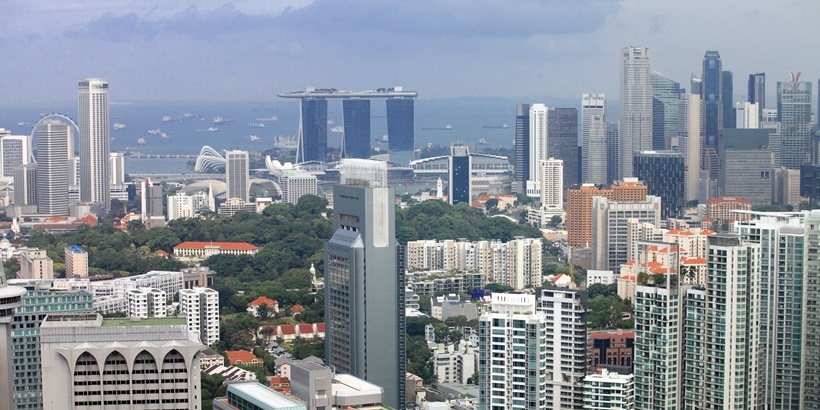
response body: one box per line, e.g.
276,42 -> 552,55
484,198 -> 499,214
587,283 -> 617,299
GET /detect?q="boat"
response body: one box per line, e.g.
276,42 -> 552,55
208,127 -> 218,132
162,116 -> 173,122
256,115 -> 278,122
422,124 -> 453,130
482,123 -> 509,129
161,132 -> 170,139
137,137 -> 145,145
274,135 -> 298,149
17,122 -> 25,126
183,112 -> 193,119
113,123 -> 126,130
327,120 -> 335,125
374,135 -> 389,143
330,125 -> 344,133
213,117 -> 233,125
478,138 -> 492,145
248,123 -> 266,128
250,135 -> 262,142
148,129 -> 161,135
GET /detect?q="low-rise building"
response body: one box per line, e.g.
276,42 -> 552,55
213,381 -> 306,410
291,362 -> 387,410
589,329 -> 635,373
583,369 -> 635,409
200,347 -> 225,369
173,241 -> 258,259
204,364 -> 258,381
248,296 -> 280,317
64,245 -> 88,278
226,349 -> 262,366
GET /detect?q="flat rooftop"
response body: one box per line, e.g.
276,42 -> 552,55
102,317 -> 186,327
228,382 -> 305,409
278,87 -> 417,99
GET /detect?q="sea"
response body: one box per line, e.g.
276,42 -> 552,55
0,96 -> 594,175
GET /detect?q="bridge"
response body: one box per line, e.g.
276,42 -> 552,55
127,153 -> 198,159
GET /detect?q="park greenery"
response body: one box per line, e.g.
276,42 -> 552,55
8,192 -> 635,388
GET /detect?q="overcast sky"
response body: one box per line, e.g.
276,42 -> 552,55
1,0 -> 817,105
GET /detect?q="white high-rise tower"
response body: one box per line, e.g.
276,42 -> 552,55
619,46 -> 653,179
526,103 -> 549,196
78,78 -> 110,211
35,120 -> 71,215
225,150 -> 250,202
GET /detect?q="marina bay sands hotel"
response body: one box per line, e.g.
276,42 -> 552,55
278,87 -> 417,165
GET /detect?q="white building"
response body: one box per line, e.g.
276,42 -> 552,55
35,120 -> 71,215
109,152 -> 125,185
583,369 -> 635,410
587,270 -> 615,285
91,270 -> 183,313
539,158 -> 563,211
433,341 -> 477,385
619,46 -> 652,180
78,78 -> 111,211
19,248 -> 53,280
280,172 -> 318,204
737,101 -> 760,129
40,313 -> 203,410
479,293 -> 548,409
225,150 -> 249,202
125,287 -> 167,318
167,190 -> 212,221
526,103 -> 549,197
591,195 -> 662,272
179,287 -> 220,346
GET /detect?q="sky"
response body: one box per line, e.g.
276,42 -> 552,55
1,0 -> 818,105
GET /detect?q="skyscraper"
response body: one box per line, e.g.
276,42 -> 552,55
802,210 -> 820,409
748,73 -> 766,116
35,120 -> 70,215
777,75 -> 812,169
548,108 -> 579,188
527,104 -> 549,196
225,150 -> 249,202
701,51 -> 723,145
683,235 -> 762,409
0,272 -> 25,410
386,97 -> 415,165
324,161 -> 404,408
633,151 -> 685,219
619,46 -> 653,179
722,70 -> 735,128
581,94 -> 607,185
685,93 -> 701,202
449,144 -> 471,205
0,134 -> 30,179
515,103 -> 531,192
78,78 -> 110,211
606,123 -> 619,185
109,152 -> 125,185
539,158 -> 563,211
736,214 -> 805,409
650,71 -> 681,150
342,99 -> 371,159
299,98 -> 328,163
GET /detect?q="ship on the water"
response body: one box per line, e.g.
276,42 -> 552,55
247,123 -> 266,128
482,123 -> 509,129
274,135 -> 298,149
148,129 -> 161,135
256,115 -> 278,122
250,135 -> 262,142
161,132 -> 170,139
422,124 -> 453,130
374,135 -> 389,142
113,123 -> 126,130
208,127 -> 218,132
213,117 -> 233,125
137,137 -> 146,145
330,125 -> 344,133
478,138 -> 492,145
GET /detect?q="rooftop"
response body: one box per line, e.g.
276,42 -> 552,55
227,381 -> 305,408
102,317 -> 186,327
66,244 -> 86,253
278,86 -> 417,99
175,241 -> 258,251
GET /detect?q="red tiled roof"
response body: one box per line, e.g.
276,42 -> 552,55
248,296 -> 277,308
155,250 -> 169,257
297,324 -> 313,334
174,241 -> 258,251
225,350 -> 260,365
75,214 -> 99,226
315,323 -> 325,332
290,304 -> 304,314
279,325 -> 296,335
